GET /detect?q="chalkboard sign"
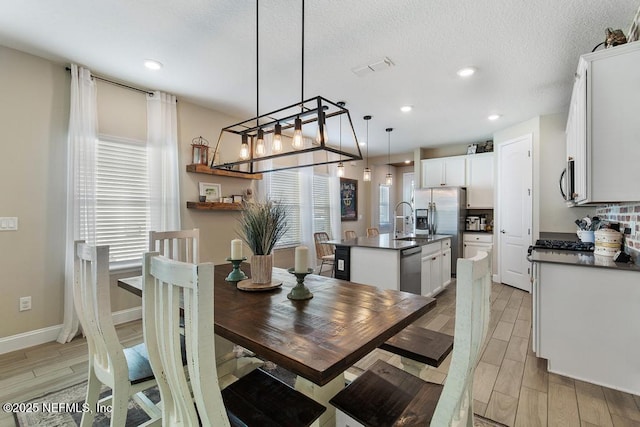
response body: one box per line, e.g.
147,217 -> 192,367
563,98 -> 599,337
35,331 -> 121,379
340,178 -> 357,221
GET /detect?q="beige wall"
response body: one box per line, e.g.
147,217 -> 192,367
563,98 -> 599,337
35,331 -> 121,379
493,114 -> 594,239
538,113 -> 594,232
0,46 -> 266,339
0,46 -> 69,337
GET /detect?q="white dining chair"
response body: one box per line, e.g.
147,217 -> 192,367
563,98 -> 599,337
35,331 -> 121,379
141,252 -> 326,426
73,241 -> 161,427
330,250 -> 492,426
149,228 -> 199,263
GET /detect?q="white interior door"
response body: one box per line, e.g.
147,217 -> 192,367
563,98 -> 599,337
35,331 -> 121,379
497,134 -> 532,292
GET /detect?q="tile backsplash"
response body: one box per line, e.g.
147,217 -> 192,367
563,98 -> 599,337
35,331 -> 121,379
595,202 -> 640,261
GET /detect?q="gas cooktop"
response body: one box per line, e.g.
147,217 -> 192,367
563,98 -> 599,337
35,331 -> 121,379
530,239 -> 594,252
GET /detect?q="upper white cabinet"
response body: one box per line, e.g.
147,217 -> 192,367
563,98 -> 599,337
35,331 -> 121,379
421,156 -> 466,187
566,42 -> 640,205
465,153 -> 494,208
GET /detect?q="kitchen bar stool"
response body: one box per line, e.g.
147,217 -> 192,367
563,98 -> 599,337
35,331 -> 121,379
344,230 -> 357,240
366,227 -> 379,237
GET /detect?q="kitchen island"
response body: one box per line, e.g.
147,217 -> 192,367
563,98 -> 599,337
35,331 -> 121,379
529,245 -> 640,395
330,233 -> 452,297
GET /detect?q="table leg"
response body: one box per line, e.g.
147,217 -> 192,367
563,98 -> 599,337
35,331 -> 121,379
215,335 -> 264,387
295,374 -> 344,427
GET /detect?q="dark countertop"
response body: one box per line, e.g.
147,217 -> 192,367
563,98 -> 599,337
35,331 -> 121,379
329,233 -> 452,251
529,242 -> 640,273
530,231 -> 639,271
538,231 -> 580,242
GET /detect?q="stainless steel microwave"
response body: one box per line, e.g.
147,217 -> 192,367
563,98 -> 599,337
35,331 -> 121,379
560,158 -> 575,201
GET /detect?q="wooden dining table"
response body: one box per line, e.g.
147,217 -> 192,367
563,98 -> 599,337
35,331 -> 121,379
118,262 -> 436,426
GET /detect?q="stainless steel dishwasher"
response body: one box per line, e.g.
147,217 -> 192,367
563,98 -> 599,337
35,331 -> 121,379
399,246 -> 422,295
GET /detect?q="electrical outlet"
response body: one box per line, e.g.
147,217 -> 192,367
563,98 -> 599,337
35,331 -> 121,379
19,296 -> 31,312
338,259 -> 345,271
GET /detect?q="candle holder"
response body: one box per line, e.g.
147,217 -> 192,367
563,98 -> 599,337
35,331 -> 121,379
287,268 -> 314,300
225,257 -> 247,283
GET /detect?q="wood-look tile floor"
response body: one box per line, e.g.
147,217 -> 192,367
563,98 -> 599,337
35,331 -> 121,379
1,281 -> 639,427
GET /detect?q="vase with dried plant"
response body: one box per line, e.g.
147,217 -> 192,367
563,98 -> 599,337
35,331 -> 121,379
237,199 -> 289,286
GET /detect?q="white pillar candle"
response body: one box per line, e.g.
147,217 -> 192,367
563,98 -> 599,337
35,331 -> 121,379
231,239 -> 243,260
294,246 -> 308,273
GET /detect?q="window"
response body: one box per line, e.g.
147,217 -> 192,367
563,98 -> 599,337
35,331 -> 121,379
313,174 -> 331,235
379,185 -> 390,225
95,135 -> 150,267
269,169 -> 301,247
269,171 -> 332,247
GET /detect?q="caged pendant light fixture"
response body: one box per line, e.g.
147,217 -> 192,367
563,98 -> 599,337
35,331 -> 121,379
362,115 -> 372,181
211,0 -> 362,174
385,128 -> 393,186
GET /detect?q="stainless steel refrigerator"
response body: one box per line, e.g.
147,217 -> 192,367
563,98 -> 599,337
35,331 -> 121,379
414,187 -> 467,275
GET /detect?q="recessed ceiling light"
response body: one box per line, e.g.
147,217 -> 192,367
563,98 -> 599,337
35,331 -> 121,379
144,59 -> 163,70
404,160 -> 411,164
400,105 -> 413,113
456,67 -> 476,77
488,114 -> 501,121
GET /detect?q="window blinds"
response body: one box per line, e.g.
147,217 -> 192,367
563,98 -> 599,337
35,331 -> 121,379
95,137 -> 150,266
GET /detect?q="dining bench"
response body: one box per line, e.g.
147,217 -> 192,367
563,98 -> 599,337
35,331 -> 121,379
380,325 -> 454,373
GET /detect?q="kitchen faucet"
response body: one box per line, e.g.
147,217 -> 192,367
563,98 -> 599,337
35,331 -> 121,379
393,201 -> 414,237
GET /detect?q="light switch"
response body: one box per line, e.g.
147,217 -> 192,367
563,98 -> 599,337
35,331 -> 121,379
0,217 -> 18,231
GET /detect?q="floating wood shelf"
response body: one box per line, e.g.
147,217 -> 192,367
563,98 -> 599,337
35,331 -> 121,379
186,164 -> 263,180
186,201 -> 243,211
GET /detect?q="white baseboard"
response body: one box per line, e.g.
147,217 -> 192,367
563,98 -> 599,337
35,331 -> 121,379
112,306 -> 142,326
0,306 -> 142,355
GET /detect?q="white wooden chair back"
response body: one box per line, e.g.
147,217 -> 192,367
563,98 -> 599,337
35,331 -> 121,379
73,241 -> 128,388
142,252 -> 229,427
149,229 -> 199,263
74,241 -> 161,426
431,249 -> 492,427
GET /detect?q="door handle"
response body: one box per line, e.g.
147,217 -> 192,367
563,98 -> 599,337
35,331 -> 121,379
500,229 -> 506,234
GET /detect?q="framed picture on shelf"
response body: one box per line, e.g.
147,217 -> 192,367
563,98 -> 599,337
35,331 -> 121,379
232,195 -> 243,203
340,178 -> 358,221
199,182 -> 221,202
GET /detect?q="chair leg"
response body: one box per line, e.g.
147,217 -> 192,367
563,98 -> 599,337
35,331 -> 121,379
318,260 -> 325,276
80,368 -> 100,427
109,386 -> 129,427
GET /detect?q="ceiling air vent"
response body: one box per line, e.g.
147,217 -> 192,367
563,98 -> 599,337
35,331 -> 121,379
351,57 -> 395,77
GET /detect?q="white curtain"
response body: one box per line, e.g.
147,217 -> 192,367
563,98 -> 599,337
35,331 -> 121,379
147,91 -> 181,232
58,64 -> 98,343
327,160 -> 342,244
298,140 -> 316,267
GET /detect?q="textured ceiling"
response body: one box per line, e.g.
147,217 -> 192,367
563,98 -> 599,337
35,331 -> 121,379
1,0 -> 638,156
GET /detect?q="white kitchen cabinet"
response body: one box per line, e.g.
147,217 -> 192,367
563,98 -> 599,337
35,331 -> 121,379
441,248 -> 451,288
465,153 -> 494,208
532,261 -> 640,395
420,238 -> 450,297
421,156 -> 466,187
463,233 -> 495,274
463,234 -> 492,259
566,42 -> 640,205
